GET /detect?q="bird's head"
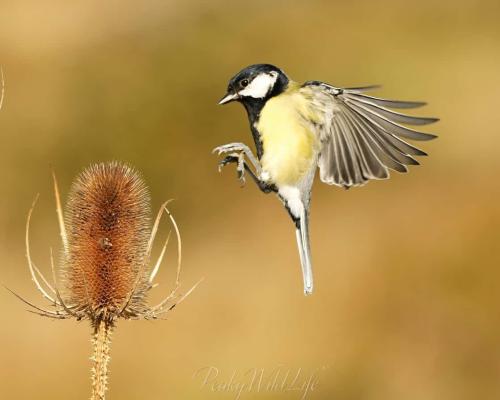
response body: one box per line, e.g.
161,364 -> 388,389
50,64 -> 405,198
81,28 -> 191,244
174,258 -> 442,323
219,64 -> 289,106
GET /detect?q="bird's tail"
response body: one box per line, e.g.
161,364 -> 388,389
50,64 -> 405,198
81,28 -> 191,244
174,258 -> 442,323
295,209 -> 314,295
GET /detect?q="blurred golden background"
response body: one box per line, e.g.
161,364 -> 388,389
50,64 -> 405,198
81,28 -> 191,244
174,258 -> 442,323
1,0 -> 500,399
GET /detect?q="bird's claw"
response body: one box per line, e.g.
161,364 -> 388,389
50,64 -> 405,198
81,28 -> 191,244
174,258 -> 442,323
236,153 -> 246,187
218,152 -> 246,186
218,155 -> 235,172
213,143 -> 251,156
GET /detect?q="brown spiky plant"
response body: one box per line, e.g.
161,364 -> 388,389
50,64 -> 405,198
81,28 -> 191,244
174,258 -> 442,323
11,162 -> 199,400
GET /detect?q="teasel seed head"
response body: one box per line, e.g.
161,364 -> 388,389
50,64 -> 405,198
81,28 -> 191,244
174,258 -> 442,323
63,162 -> 151,327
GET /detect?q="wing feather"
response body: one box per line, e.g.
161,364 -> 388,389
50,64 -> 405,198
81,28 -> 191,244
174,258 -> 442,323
332,118 -> 350,185
339,112 -> 377,180
344,92 -> 427,109
344,94 -> 438,125
336,111 -> 369,183
345,99 -> 437,141
343,105 -> 418,166
301,81 -> 437,188
341,106 -> 407,174
337,113 -> 364,183
338,107 -> 389,180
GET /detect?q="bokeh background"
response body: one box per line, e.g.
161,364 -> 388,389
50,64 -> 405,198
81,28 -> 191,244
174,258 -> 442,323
1,0 -> 499,399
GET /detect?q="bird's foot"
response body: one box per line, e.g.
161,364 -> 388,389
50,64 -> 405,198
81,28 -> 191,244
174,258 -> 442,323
214,142 -> 275,192
213,142 -> 252,156
218,153 -> 246,186
213,142 -> 262,175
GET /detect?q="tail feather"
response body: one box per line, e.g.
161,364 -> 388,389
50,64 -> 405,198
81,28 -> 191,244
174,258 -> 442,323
295,210 -> 314,295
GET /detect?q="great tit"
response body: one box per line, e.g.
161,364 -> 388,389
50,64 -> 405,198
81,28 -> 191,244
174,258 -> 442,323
214,64 -> 437,295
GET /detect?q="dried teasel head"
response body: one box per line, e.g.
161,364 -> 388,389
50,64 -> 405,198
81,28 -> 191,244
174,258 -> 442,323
13,161 -> 199,327
11,161 -> 200,400
64,162 -> 152,326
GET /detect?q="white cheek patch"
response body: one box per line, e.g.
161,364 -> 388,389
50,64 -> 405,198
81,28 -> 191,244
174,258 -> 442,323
239,72 -> 278,99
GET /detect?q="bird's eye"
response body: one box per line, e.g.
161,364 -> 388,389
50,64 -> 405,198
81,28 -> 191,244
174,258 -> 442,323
240,79 -> 249,88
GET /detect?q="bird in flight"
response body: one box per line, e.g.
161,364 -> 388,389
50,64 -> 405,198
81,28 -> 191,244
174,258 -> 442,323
214,64 -> 437,295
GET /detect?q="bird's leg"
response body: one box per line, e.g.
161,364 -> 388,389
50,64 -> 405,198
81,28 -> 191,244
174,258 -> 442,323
213,143 -> 277,193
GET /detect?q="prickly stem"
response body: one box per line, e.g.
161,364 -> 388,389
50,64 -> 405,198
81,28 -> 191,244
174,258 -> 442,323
91,320 -> 112,400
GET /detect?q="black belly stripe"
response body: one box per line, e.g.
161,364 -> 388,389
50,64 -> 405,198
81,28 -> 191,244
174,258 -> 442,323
243,98 -> 266,159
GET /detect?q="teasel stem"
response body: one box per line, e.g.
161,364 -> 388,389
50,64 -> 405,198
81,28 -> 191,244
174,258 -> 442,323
91,319 -> 113,400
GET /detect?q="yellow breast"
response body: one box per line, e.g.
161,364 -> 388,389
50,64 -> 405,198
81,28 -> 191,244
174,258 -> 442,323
257,85 -> 319,186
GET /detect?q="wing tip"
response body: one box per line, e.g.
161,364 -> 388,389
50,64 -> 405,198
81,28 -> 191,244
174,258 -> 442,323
424,117 -> 440,124
419,133 -> 438,141
345,84 -> 382,93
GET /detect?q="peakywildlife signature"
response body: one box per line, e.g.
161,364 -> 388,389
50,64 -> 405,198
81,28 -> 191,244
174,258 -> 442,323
193,365 -> 330,399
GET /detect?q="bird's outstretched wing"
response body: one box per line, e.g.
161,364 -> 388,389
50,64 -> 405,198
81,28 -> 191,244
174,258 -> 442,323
300,81 -> 438,188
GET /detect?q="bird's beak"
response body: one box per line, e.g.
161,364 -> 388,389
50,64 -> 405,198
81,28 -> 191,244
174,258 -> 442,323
218,91 -> 239,105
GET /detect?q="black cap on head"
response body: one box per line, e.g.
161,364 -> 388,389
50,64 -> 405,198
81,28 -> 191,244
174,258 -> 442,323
219,64 -> 289,105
